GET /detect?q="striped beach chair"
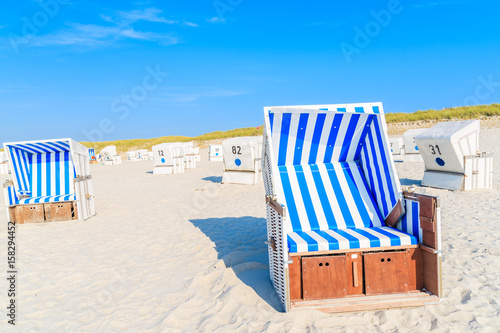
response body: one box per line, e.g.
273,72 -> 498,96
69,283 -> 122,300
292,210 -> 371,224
263,103 -> 442,312
3,138 -> 96,223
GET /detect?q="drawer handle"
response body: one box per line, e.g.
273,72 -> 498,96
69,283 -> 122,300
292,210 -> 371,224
353,262 -> 359,287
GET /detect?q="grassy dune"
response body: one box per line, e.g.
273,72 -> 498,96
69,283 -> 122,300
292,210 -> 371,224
80,103 -> 500,153
385,103 -> 500,123
80,126 -> 263,153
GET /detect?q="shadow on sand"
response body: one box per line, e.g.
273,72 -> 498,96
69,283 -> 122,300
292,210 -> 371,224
201,176 -> 222,183
190,216 -> 282,311
400,178 -> 422,186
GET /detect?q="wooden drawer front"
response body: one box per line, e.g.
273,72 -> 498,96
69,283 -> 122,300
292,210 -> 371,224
364,251 -> 409,296
302,255 -> 347,300
14,205 -> 45,224
44,203 -> 75,222
346,252 -> 363,295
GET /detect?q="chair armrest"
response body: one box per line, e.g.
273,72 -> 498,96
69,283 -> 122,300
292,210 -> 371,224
403,191 -> 441,251
266,195 -> 285,216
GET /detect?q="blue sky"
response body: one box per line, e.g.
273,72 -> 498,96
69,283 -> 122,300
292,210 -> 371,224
1,0 -> 499,142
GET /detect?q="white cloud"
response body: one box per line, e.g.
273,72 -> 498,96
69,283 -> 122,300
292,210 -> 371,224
31,23 -> 178,47
102,7 -> 177,25
182,21 -> 199,28
207,17 -> 226,24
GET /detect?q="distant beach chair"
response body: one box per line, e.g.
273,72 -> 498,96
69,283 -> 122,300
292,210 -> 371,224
192,147 -> 201,162
136,149 -> 148,160
3,138 -> 96,224
126,151 -> 137,161
415,120 -> 492,190
222,137 -> 262,184
0,151 -> 10,174
152,142 -> 185,174
209,144 -> 224,161
403,129 -> 426,162
100,146 -> 122,165
389,136 -> 405,162
88,148 -> 98,165
263,103 -> 442,312
181,142 -> 198,168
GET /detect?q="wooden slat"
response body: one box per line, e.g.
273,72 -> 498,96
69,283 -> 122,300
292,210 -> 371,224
292,291 -> 439,313
315,296 -> 438,314
289,256 -> 302,301
407,248 -> 424,291
346,252 -> 363,295
422,251 -> 442,297
290,245 -> 418,257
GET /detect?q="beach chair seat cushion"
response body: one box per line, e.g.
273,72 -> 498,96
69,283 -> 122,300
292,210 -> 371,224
279,161 -> 416,253
17,194 -> 77,205
287,226 -> 417,253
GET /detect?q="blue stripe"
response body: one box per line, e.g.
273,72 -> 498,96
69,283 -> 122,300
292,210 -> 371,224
371,227 -> 401,246
269,111 -> 274,133
412,201 -> 419,242
27,143 -> 51,154
65,152 -> 71,194
315,230 -> 340,250
334,229 -> 360,248
372,106 -> 380,114
355,107 -> 365,113
308,113 -> 326,165
339,114 -> 360,162
310,164 -> 337,229
342,164 -> 373,227
362,139 -> 377,207
294,165 -> 320,231
351,163 -> 385,225
352,229 -> 381,247
287,235 -> 298,253
293,114 -> 309,165
46,154 -> 51,196
372,118 -> 397,208
36,154 -> 42,197
353,115 -> 375,161
325,163 -> 356,228
337,108 -> 346,112
10,147 -> 25,191
279,166 -> 302,232
278,113 -> 291,166
319,108 -> 328,110
367,129 -> 389,216
55,153 -> 61,195
324,114 -> 343,163
296,232 -> 319,252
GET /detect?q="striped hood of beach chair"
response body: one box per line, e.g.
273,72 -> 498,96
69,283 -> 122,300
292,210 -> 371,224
4,139 -> 80,204
88,148 -> 96,160
264,103 -> 403,235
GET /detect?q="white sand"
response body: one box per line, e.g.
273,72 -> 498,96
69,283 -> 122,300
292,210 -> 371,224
1,128 -> 499,332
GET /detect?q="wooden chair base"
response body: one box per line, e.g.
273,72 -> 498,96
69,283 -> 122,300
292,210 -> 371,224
292,291 -> 439,313
9,202 -> 78,224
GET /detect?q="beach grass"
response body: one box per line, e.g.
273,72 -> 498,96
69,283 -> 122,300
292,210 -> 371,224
385,103 -> 500,123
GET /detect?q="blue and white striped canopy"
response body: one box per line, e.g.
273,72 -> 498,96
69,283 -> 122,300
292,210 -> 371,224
4,139 -> 77,205
265,104 -> 406,249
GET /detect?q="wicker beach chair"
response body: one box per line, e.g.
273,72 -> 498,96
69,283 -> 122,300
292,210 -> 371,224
263,103 -> 443,312
3,138 -> 96,223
